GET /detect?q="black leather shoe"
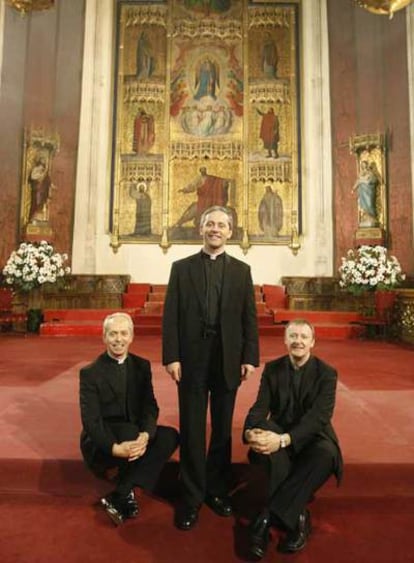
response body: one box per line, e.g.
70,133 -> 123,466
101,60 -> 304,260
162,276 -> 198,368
100,492 -> 129,526
205,494 -> 233,517
174,505 -> 199,531
125,490 -> 139,518
249,512 -> 271,560
277,509 -> 312,553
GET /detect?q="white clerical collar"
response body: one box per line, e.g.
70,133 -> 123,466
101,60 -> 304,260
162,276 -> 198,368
107,352 -> 128,364
202,249 -> 225,260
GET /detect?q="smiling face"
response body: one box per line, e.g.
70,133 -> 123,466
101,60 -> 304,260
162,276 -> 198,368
284,321 -> 315,367
103,316 -> 133,359
200,209 -> 232,253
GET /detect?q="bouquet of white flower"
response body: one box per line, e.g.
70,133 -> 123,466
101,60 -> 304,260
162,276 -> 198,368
338,245 -> 405,295
2,241 -> 70,293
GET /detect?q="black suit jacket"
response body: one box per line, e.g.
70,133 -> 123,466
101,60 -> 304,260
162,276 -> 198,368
244,355 -> 343,483
162,251 -> 259,389
79,352 -> 159,467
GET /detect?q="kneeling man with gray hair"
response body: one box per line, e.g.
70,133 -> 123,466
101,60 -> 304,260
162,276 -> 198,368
79,312 -> 179,525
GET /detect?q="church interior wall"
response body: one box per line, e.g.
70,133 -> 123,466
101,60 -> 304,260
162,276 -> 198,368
328,0 -> 413,275
0,0 -> 85,269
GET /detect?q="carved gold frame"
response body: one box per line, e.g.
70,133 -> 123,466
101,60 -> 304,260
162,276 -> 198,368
349,132 -> 388,237
20,127 -> 60,240
5,0 -> 54,15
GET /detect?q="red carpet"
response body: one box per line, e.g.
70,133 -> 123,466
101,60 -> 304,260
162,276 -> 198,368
0,334 -> 413,562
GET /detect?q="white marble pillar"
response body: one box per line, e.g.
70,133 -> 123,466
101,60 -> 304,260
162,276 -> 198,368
0,1 -> 6,92
72,0 -> 116,274
300,0 -> 333,277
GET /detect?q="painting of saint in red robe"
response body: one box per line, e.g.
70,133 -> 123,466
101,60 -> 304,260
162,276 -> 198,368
257,107 -> 279,158
175,166 -> 233,228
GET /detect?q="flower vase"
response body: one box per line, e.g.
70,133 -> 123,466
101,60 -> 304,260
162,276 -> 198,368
11,291 -> 29,332
26,308 -> 43,333
356,291 -> 376,318
375,290 -> 396,321
27,287 -> 43,310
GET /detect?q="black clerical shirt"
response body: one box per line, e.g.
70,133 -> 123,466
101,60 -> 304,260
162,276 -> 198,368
201,250 -> 224,328
106,353 -> 130,421
284,361 -> 305,427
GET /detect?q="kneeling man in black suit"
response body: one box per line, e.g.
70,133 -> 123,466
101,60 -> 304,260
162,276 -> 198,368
79,312 -> 179,525
243,319 -> 343,558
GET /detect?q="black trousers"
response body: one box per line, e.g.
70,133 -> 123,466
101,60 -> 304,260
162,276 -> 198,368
90,424 -> 179,497
178,334 -> 237,507
249,439 -> 335,530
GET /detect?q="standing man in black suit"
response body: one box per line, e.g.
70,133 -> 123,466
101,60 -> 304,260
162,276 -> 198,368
243,319 -> 343,558
79,312 -> 179,526
163,205 -> 259,530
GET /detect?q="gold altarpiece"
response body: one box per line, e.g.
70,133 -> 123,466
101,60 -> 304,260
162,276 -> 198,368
110,0 -> 301,252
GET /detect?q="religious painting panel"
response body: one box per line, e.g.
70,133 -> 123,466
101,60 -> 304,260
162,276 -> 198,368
111,2 -> 167,247
19,128 -> 60,242
168,0 -> 244,243
110,0 -> 301,251
247,3 -> 300,244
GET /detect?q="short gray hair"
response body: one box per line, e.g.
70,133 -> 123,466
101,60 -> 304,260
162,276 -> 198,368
285,319 -> 315,339
200,206 -> 233,229
103,312 -> 134,335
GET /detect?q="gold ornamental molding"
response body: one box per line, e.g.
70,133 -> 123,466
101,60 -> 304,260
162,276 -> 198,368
354,0 -> 414,18
5,0 -> 54,15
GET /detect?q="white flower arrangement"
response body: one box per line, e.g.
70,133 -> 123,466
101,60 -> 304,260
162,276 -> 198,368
338,245 -> 405,295
2,241 -> 70,293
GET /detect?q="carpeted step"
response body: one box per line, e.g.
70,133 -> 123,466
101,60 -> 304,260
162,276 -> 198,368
39,322 -> 362,339
135,314 -> 162,326
150,284 -> 167,293
122,293 -> 147,308
256,302 -> 268,314
43,308 -> 138,322
259,325 -> 286,336
41,320 -> 165,337
143,302 -> 164,314
272,310 -> 361,324
2,457 -> 412,500
135,325 -> 162,336
40,321 -> 104,336
313,323 -> 363,339
258,313 -> 275,326
260,323 -> 363,339
125,282 -> 151,293
147,292 -> 168,302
